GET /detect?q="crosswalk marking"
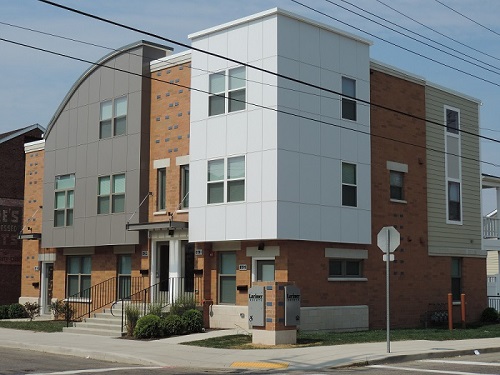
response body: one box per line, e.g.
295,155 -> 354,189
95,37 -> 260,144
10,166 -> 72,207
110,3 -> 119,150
423,359 -> 500,367
369,364 -> 499,375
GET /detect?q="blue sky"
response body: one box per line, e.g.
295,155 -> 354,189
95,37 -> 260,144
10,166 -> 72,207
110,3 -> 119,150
1,0 -> 499,210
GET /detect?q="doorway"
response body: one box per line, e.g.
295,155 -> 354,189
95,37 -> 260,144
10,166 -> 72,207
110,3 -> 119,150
42,263 -> 54,315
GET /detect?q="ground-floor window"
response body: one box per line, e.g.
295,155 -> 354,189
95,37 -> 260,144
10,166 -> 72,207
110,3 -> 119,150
451,258 -> 462,301
67,255 -> 91,298
256,259 -> 275,281
329,259 -> 363,278
118,255 -> 131,299
219,252 -> 236,304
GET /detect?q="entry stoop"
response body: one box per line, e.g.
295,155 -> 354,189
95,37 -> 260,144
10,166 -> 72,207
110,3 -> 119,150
63,305 -> 124,337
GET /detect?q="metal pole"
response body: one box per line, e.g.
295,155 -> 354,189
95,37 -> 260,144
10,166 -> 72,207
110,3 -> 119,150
386,230 -> 391,353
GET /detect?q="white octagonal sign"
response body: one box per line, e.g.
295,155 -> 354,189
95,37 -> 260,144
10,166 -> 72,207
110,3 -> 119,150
377,226 -> 400,253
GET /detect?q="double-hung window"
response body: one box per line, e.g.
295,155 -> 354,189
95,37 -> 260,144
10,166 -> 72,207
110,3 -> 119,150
341,77 -> 357,121
180,165 -> 189,209
98,174 -> 125,214
54,174 -> 75,227
448,181 -> 461,221
446,108 -> 459,134
157,168 -> 166,211
209,67 -> 246,116
67,255 -> 91,298
207,156 -> 245,204
342,162 -> 357,207
219,252 -> 236,304
390,171 -> 404,201
100,96 -> 127,139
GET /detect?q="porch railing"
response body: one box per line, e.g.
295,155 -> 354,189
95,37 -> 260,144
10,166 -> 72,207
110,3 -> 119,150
483,217 -> 500,239
115,276 -> 202,334
63,276 -> 144,324
488,296 -> 500,312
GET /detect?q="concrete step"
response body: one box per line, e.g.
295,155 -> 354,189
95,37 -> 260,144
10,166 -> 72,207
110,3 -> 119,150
63,326 -> 124,337
71,321 -> 123,331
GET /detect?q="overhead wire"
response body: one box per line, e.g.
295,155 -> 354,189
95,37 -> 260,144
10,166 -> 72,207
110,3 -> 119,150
0,35 -> 496,170
33,0 -> 500,146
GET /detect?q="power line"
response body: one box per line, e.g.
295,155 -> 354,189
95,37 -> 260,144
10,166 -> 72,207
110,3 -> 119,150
331,0 -> 500,74
0,35 -> 495,170
34,0 -> 500,146
433,0 -> 500,38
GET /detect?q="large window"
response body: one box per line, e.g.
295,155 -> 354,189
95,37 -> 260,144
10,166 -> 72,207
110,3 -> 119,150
342,162 -> 357,207
54,174 -> 75,227
390,171 -> 404,201
329,259 -> 362,278
256,260 -> 275,282
157,168 -> 166,211
207,156 -> 245,204
446,108 -> 459,134
219,252 -> 236,304
98,174 -> 125,214
209,67 -> 246,116
180,165 -> 189,209
100,96 -> 127,139
451,258 -> 462,301
67,256 -> 91,298
341,77 -> 356,121
448,181 -> 461,221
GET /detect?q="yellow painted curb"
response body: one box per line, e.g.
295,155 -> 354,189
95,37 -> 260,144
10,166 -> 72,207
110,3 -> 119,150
231,361 -> 288,369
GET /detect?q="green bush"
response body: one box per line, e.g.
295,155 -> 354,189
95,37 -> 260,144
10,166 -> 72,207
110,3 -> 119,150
125,305 -> 140,337
8,303 -> 27,319
182,309 -> 203,334
147,303 -> 164,317
49,300 -> 74,321
480,307 -> 499,323
0,305 -> 9,319
170,295 -> 196,316
134,314 -> 162,339
24,302 -> 40,321
161,314 -> 185,336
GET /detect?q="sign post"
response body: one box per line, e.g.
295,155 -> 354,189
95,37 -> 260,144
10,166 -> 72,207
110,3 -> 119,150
377,226 -> 400,354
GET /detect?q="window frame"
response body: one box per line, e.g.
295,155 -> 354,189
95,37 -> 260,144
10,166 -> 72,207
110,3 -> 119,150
157,168 -> 166,212
208,67 -> 246,117
341,162 -> 357,207
207,156 -> 245,204
66,255 -> 91,299
54,174 -> 75,227
446,107 -> 459,134
97,173 -> 126,214
328,259 -> 363,279
218,251 -> 236,304
341,76 -> 357,121
180,165 -> 189,209
451,258 -> 462,302
390,170 -> 405,201
447,180 -> 462,223
99,96 -> 128,139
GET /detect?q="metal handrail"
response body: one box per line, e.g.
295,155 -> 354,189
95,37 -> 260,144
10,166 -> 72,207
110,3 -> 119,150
62,276 -> 144,325
115,276 -> 202,334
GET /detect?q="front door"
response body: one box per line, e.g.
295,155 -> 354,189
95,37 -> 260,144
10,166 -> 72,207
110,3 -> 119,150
156,243 -> 169,303
43,263 -> 54,315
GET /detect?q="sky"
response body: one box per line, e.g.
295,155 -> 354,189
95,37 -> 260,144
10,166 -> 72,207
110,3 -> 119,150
1,0 -> 500,211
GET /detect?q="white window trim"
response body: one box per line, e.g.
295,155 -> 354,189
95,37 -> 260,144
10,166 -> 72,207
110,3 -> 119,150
207,155 -> 246,205
208,67 -> 246,117
251,256 -> 276,283
99,96 -> 128,139
341,161 -> 357,207
444,105 -> 463,225
325,248 -> 367,282
340,76 -> 357,122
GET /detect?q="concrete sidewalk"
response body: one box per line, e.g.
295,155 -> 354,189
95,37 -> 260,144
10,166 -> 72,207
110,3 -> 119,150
0,327 -> 499,370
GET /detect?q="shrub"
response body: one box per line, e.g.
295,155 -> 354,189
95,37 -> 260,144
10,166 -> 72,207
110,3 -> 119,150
170,295 -> 196,316
134,314 -> 162,339
24,302 -> 40,321
161,314 -> 185,336
147,303 -> 164,317
50,300 -> 74,321
125,305 -> 140,337
182,309 -> 203,334
480,307 -> 499,323
8,303 -> 27,319
0,305 -> 9,319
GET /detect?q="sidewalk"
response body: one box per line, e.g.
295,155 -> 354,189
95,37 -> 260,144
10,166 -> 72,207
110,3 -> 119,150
0,327 -> 499,370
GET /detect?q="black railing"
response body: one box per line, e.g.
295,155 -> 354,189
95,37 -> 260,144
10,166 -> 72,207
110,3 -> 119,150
62,276 -> 144,325
115,276 -> 202,334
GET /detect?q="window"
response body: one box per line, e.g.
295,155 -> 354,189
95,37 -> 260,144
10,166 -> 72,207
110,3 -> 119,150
329,259 -> 362,278
180,165 -> 189,208
390,171 -> 404,201
98,174 -> 125,214
67,256 -> 91,298
54,174 -> 75,227
446,108 -> 459,134
157,168 -> 166,211
448,181 -> 461,221
451,258 -> 462,301
100,96 -> 127,139
342,162 -> 357,207
256,260 -> 275,282
219,252 -> 236,304
207,156 -> 245,204
118,255 -> 131,300
341,77 -> 356,121
209,67 -> 246,116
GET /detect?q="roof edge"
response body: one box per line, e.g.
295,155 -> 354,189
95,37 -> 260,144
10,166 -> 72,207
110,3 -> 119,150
0,124 -> 45,145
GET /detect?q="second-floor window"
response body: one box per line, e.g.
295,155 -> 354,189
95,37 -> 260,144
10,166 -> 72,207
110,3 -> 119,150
98,174 -> 125,214
181,165 -> 189,209
157,168 -> 166,211
446,108 -> 459,134
342,162 -> 357,207
341,77 -> 357,121
207,156 -> 245,204
54,174 -> 75,227
209,67 -> 246,116
390,171 -> 404,201
100,96 -> 127,139
448,181 -> 461,222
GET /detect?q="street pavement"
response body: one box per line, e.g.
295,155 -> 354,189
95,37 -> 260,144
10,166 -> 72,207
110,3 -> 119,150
0,326 -> 499,371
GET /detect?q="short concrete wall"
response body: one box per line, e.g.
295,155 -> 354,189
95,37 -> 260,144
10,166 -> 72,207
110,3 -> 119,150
208,304 -> 369,332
